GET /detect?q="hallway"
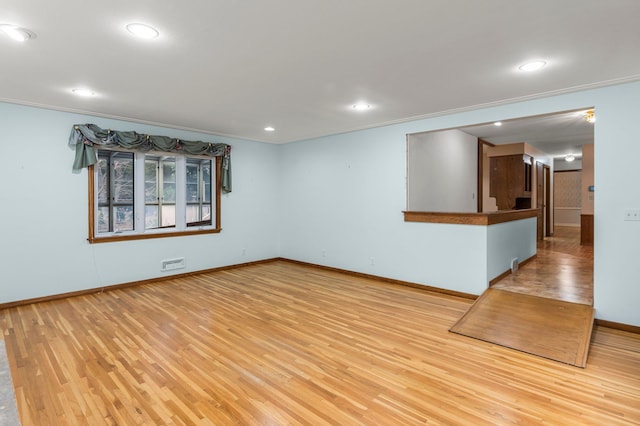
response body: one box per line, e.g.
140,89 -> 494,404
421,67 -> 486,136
491,226 -> 593,305
451,226 -> 595,367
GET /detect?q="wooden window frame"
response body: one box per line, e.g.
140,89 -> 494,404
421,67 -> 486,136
88,155 -> 222,244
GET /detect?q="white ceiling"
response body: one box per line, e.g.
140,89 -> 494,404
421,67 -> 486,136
460,109 -> 595,159
1,0 -> 639,145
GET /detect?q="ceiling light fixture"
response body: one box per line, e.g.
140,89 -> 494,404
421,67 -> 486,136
352,103 -> 371,111
264,126 -> 275,132
565,154 -> 575,162
0,24 -> 35,42
126,23 -> 159,39
584,109 -> 596,123
518,60 -> 547,72
71,88 -> 96,97
494,121 -> 502,126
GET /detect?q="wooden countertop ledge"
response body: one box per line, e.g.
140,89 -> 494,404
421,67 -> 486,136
403,209 -> 539,226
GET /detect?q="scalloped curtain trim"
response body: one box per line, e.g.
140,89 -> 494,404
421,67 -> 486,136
69,124 -> 231,193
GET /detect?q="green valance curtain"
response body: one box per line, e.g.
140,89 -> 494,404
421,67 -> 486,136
69,124 -> 232,192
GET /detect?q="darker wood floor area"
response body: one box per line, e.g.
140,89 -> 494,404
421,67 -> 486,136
492,226 -> 593,305
1,261 -> 639,425
450,288 -> 594,367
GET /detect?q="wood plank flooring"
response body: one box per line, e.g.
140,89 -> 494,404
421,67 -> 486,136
492,226 -> 593,305
450,288 -> 594,367
1,261 -> 640,425
454,226 -> 596,367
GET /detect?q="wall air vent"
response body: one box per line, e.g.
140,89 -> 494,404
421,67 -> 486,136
161,257 -> 185,272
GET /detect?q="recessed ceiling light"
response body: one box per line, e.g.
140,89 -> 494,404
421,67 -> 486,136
565,154 -> 575,162
352,103 -> 371,111
126,23 -> 159,39
0,24 -> 35,42
518,61 -> 547,72
264,126 -> 275,132
71,88 -> 96,97
494,121 -> 502,126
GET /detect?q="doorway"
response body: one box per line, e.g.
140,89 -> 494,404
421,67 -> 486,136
491,226 -> 593,305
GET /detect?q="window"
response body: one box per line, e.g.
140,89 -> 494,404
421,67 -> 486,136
89,149 -> 220,243
145,156 -> 176,229
186,158 -> 212,227
96,151 -> 135,233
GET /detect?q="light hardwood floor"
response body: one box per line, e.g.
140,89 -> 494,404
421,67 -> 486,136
1,260 -> 639,425
492,226 -> 593,305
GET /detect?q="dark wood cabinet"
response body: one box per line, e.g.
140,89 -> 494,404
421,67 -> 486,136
489,154 -> 533,210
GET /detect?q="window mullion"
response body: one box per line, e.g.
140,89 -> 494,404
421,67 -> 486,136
175,156 -> 187,231
134,152 -> 146,232
158,160 -> 164,227
199,164 -> 204,219
108,153 -> 115,232
94,161 -> 103,234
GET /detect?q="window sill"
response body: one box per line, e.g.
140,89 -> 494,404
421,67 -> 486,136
88,228 -> 221,244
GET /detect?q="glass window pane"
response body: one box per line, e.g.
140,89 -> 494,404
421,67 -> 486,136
186,205 -> 199,223
162,159 -> 176,203
113,154 -> 134,203
186,163 -> 199,202
145,205 -> 159,229
97,207 -> 109,233
202,205 -> 211,221
162,160 -> 176,182
186,163 -> 198,184
161,205 -> 176,227
186,183 -> 198,202
163,182 -> 176,203
145,160 -> 158,203
97,157 -> 109,204
114,206 -> 134,232
203,163 -> 212,203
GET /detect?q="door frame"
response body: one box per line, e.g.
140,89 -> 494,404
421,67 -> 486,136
544,164 -> 552,236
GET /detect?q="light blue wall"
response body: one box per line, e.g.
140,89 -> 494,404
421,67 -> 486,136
487,218 -> 537,281
279,81 -> 640,327
3,80 -> 640,327
407,129 -> 478,212
591,83 -> 640,327
0,102 -> 280,303
278,123 -> 490,294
